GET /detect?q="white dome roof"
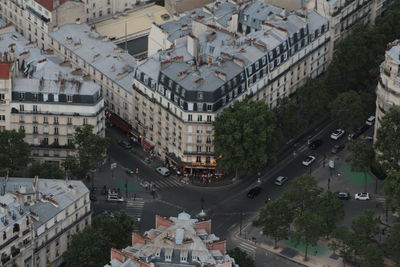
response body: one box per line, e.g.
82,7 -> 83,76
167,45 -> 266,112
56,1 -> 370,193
177,212 -> 191,220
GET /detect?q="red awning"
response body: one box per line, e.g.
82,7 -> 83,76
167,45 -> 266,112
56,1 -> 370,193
106,109 -> 132,133
142,140 -> 154,150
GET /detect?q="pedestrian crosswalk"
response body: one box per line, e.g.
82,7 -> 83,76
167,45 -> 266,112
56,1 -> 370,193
238,241 -> 257,257
150,177 -> 184,189
126,199 -> 145,232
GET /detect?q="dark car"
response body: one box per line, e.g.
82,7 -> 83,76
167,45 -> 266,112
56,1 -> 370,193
118,140 -> 132,149
337,191 -> 351,200
247,187 -> 262,199
331,144 -> 345,154
308,139 -> 323,150
348,125 -> 369,141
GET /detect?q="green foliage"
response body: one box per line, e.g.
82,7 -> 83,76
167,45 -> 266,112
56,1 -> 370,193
330,226 -> 357,262
384,172 -> 400,213
273,97 -> 303,141
329,90 -> 367,132
254,198 -> 294,248
316,191 -> 344,238
283,174 -> 322,216
63,125 -> 109,179
227,247 -> 256,267
63,211 -> 135,267
350,210 -> 379,245
291,211 -> 324,261
349,140 -> 374,192
375,107 -> 400,172
0,129 -> 31,175
384,223 -> 400,265
27,161 -> 64,179
213,99 -> 278,176
359,243 -> 384,267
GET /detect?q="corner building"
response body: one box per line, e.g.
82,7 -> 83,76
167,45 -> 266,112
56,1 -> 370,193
133,0 -> 330,175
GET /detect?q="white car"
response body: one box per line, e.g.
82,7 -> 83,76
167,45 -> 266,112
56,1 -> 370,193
274,176 -> 288,186
302,156 -> 316,166
355,192 -> 370,200
330,129 -> 345,140
107,194 -> 124,202
366,116 -> 375,126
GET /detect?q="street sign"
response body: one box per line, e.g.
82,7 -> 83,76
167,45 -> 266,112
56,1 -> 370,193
111,163 -> 117,170
329,160 -> 335,169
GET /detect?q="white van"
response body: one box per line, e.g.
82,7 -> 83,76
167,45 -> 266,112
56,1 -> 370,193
156,167 -> 170,177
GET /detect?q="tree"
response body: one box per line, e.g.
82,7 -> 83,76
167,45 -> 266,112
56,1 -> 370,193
255,198 -> 294,248
283,174 -> 322,216
63,226 -> 109,267
330,226 -> 357,265
227,247 -> 256,267
351,210 -> 379,251
384,223 -> 400,265
329,90 -> 367,132
359,243 -> 384,267
349,140 -> 374,192
213,99 -> 278,177
291,211 -> 324,261
383,172 -> 400,213
27,161 -> 64,179
273,97 -> 303,141
316,191 -> 344,238
63,211 -> 135,267
375,107 -> 400,172
64,125 -> 109,179
0,129 -> 31,175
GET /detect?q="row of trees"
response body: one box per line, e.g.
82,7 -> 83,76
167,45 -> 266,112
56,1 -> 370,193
0,125 -> 108,180
255,174 -> 344,260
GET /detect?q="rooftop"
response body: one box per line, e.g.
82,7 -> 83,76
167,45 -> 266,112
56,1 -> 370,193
49,23 -> 137,93
387,40 -> 400,64
34,0 -> 71,11
0,31 -> 101,95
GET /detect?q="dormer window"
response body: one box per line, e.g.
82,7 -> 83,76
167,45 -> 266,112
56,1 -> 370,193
67,95 -> 73,102
197,92 -> 203,100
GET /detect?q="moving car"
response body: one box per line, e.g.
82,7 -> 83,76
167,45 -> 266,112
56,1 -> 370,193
274,176 -> 288,186
366,116 -> 375,126
331,144 -> 345,154
302,156 -> 316,166
337,191 -> 351,200
118,140 -> 132,149
355,192 -> 370,200
308,139 -> 323,150
247,187 -> 262,199
107,194 -> 124,202
330,129 -> 345,140
156,167 -> 170,177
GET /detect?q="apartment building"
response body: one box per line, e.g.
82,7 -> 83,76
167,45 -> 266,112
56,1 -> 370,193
84,0 -> 147,22
0,0 -> 86,50
0,30 -> 105,163
374,40 -> 400,139
133,0 -> 330,174
0,177 -> 90,267
263,0 -> 391,45
106,212 -> 237,267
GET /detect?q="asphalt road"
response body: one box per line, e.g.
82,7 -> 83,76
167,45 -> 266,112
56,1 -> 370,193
94,123 -> 382,266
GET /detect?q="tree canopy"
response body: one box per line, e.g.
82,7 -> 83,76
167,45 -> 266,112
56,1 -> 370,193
63,211 -> 135,267
375,107 -> 400,172
227,247 -> 256,267
213,99 -> 278,176
349,140 -> 374,192
63,125 -> 109,179
0,129 -> 31,175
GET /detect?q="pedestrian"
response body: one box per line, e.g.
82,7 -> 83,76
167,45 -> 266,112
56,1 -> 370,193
133,193 -> 136,201
314,249 -> 318,256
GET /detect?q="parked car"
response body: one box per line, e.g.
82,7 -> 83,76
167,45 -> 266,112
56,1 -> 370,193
331,144 -> 345,154
308,139 -> 323,150
247,187 -> 262,199
337,191 -> 351,200
302,156 -> 316,166
118,140 -> 132,149
274,176 -> 288,186
156,167 -> 170,177
330,129 -> 345,140
366,116 -> 375,126
107,194 -> 124,202
348,125 -> 369,141
355,192 -> 370,200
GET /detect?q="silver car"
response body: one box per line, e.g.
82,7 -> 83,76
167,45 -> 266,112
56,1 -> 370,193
274,176 -> 288,186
